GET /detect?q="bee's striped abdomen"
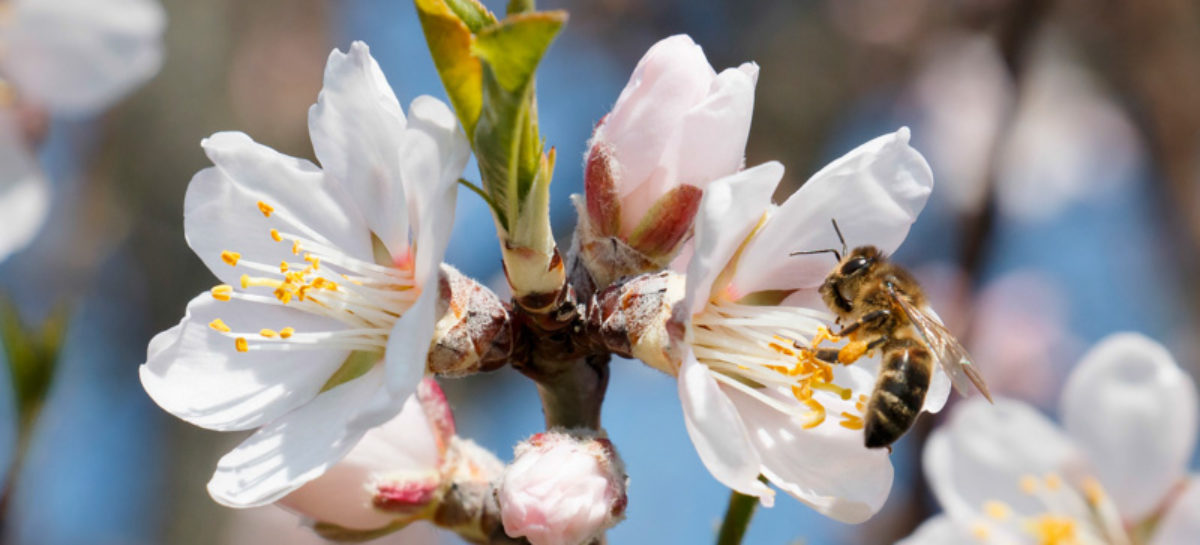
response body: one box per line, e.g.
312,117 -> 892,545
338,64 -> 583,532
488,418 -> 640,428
863,338 -> 933,449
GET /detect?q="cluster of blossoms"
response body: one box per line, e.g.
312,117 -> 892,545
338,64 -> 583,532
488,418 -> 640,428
136,6 -> 1195,544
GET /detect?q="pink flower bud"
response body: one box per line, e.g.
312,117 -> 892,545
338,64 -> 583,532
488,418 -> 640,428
585,34 -> 758,249
498,431 -> 627,545
278,379 -> 453,531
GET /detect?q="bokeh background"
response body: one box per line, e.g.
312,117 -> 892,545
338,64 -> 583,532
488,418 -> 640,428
2,0 -> 1200,543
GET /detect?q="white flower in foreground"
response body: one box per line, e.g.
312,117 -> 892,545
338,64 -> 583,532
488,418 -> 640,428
499,431 -> 627,545
139,41 -> 469,507
581,34 -> 757,261
900,333 -> 1199,545
0,0 -> 165,116
661,128 -> 945,523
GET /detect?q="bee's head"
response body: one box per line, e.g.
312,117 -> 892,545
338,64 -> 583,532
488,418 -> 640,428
819,246 -> 883,316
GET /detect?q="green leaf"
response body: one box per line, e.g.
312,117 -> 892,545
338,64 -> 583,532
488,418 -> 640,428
507,0 -> 535,15
471,11 -> 566,230
414,0 -> 495,138
0,297 -> 66,424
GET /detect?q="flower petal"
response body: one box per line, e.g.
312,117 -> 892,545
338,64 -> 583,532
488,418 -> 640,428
1151,476 -> 1200,545
384,274 -> 440,399
684,162 -> 784,314
598,34 -> 716,198
307,41 -> 412,258
0,110 -> 48,263
278,392 -> 439,530
677,353 -> 774,504
208,365 -> 401,507
671,63 -> 758,189
185,132 -> 371,287
403,96 -> 468,288
896,515 -> 991,545
724,386 -> 894,523
730,128 -> 933,294
1060,333 -> 1198,520
1,0 -> 164,116
924,398 -> 1081,522
139,293 -> 352,431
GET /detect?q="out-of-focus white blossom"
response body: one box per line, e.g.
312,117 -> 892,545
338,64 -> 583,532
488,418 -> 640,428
139,42 -> 469,507
498,431 -> 627,545
646,129 -> 949,523
900,333 -> 1199,545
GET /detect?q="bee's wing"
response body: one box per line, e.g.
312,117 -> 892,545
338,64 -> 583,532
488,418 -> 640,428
887,285 -> 993,402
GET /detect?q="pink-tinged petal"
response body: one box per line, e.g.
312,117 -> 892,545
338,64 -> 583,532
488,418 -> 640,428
925,398 -> 1081,522
895,515 -> 994,545
598,35 -> 716,197
384,281 -> 439,399
278,393 -> 440,530
730,128 -> 933,294
671,63 -> 758,189
187,132 -> 371,287
1151,476 -> 1200,545
684,162 -> 784,315
208,365 -> 402,507
0,110 -> 48,263
403,95 -> 467,287
307,41 -> 411,258
724,387 -> 894,523
139,293 -> 352,431
1,0 -> 164,116
678,354 -> 773,504
1060,333 -> 1198,520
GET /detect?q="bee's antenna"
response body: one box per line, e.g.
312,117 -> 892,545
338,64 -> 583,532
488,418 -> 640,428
831,218 -> 848,257
790,248 -> 842,261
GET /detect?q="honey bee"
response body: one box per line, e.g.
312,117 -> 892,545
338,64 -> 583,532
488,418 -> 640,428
792,220 -> 992,449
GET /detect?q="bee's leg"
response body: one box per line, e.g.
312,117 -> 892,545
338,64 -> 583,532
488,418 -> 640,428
833,309 -> 891,338
834,310 -> 891,364
808,348 -> 842,365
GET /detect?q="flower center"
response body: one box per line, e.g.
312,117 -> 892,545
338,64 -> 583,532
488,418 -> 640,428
971,473 -> 1131,545
690,300 -> 865,429
206,200 -> 419,354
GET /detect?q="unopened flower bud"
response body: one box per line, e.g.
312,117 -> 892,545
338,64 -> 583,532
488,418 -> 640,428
590,270 -> 686,375
577,35 -> 757,286
427,264 -> 514,376
498,430 -> 628,545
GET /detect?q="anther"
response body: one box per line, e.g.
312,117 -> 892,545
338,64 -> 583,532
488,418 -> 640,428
279,327 -> 295,339
257,201 -> 274,217
221,251 -> 241,266
211,285 -> 233,301
292,240 -> 301,255
280,261 -> 289,273
259,328 -> 277,338
270,228 -> 282,242
983,501 -> 1011,521
208,319 -> 231,332
812,381 -> 852,400
1044,473 -> 1062,491
240,274 -> 250,289
235,337 -> 249,352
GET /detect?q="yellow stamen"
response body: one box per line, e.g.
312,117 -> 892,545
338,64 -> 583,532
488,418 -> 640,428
280,261 -> 289,273
304,253 -> 320,270
813,381 -> 852,400
220,251 -> 241,266
1025,515 -> 1077,545
970,523 -> 990,541
211,285 -> 233,301
1044,473 -> 1062,491
838,412 -> 863,430
235,337 -> 249,352
270,228 -> 282,242
257,201 -> 274,217
292,239 -> 301,255
984,500 -> 1011,521
1082,477 -> 1105,505
279,327 -> 295,339
240,274 -> 250,289
1020,474 -> 1039,495
208,319 -> 231,333
801,398 -> 826,429
259,328 -> 277,338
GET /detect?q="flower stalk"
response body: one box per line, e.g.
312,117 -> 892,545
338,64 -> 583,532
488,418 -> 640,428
716,490 -> 760,545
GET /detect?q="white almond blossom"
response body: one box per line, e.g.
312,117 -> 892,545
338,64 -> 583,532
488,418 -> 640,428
0,0 -> 165,262
139,42 -> 469,507
899,333 -> 1199,545
668,128 -> 949,522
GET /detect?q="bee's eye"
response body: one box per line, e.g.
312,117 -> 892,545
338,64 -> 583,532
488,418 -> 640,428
841,257 -> 870,275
